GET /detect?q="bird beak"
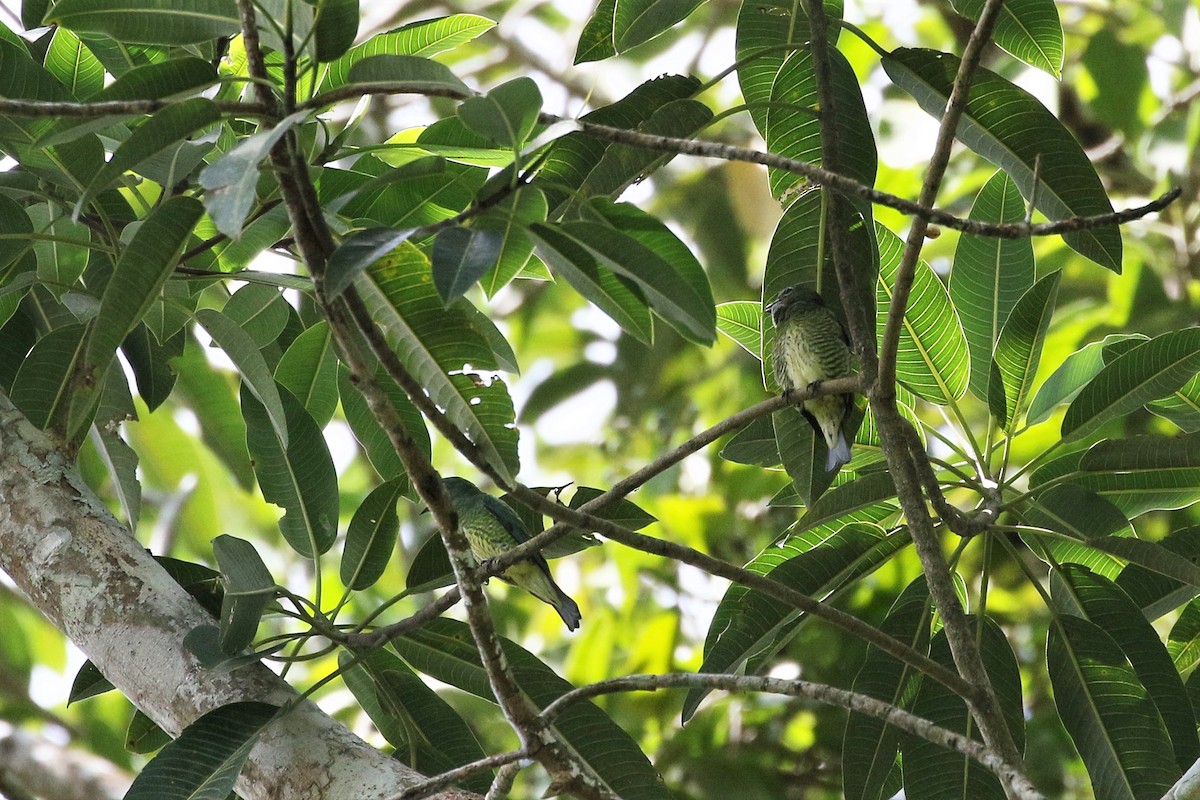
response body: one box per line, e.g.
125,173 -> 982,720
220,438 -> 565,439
763,297 -> 779,319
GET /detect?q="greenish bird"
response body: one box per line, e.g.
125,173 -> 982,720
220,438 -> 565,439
765,285 -> 854,472
442,477 -> 582,631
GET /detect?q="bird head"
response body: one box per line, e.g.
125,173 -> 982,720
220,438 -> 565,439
441,477 -> 477,503
764,284 -> 825,326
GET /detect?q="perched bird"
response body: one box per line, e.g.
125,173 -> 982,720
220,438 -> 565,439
765,285 -> 854,472
442,477 -> 582,631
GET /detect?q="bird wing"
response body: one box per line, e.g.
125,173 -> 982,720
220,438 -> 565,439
481,493 -> 557,572
481,493 -> 530,543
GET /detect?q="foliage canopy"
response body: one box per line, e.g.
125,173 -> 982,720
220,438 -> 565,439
0,1 -> 1198,799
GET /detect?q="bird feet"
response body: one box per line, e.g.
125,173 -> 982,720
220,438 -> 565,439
806,379 -> 824,395
477,557 -> 498,580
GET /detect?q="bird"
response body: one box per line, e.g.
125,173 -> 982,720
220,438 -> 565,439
765,285 -> 854,473
441,477 -> 582,631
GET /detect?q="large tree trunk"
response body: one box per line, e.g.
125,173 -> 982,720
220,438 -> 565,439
0,393 -> 475,800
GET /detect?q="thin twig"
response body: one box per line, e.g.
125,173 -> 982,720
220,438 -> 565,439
384,749 -> 528,800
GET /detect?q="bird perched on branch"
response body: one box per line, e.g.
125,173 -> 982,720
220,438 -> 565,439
765,285 -> 854,473
442,477 -> 582,631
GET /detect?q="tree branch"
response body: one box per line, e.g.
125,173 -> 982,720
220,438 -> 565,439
0,98 -> 268,117
818,0 -> 1029,789
538,673 -> 1043,800
231,3 -> 603,793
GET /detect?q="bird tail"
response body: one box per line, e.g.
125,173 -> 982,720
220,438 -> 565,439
513,561 -> 583,631
551,586 -> 582,631
825,429 -> 852,473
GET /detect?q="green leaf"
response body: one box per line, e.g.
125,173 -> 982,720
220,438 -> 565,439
221,283 -> 290,350
122,702 -> 278,800
795,471 -> 899,533
535,75 -> 703,211
325,227 -> 415,299
715,301 -> 762,358
766,46 -> 875,200
356,242 -> 519,482
456,77 -> 542,148
843,577 -> 928,800
156,555 -> 224,617
69,660 -> 114,704
1062,328 -> 1200,441
883,48 -> 1121,270
212,534 -> 275,655
242,383 -> 339,558
325,155 -> 486,230
87,196 -> 202,381
949,171 -> 1036,402
951,0 -> 1063,77
196,308 -> 289,448
30,206 -> 91,297
199,110 -> 308,238
394,618 -> 669,800
1117,527 -> 1200,620
1047,615 -> 1179,800
406,534 -> 455,592
126,709 -> 171,754
320,15 -> 494,91
990,270 -> 1061,430
683,523 -> 897,721
337,364 -> 429,482
558,202 -> 715,344
762,190 -> 844,314
1051,564 -> 1198,770
1027,335 -> 1143,425
477,188 -> 547,297
774,407 -> 834,505
1073,431 -> 1200,517
902,618 -> 1024,800
876,223 -> 969,404
719,416 -> 780,467
1147,372 -> 1200,433
431,226 -> 502,303
735,0 -> 843,137
345,54 -> 471,96
0,195 -> 35,280
577,0 -> 705,60
340,479 -> 404,590
1017,484 -> 1200,585
339,649 -> 490,793
49,0 -> 241,46
313,0 -> 359,62
528,222 -> 653,343
274,322 -> 339,428
121,324 -> 180,411
574,0 -> 617,63
45,28 -> 105,98
1022,484 -> 1132,540
567,486 -> 656,532
581,98 -> 713,201
75,98 -> 220,215
173,338 -> 255,489
9,323 -> 90,431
